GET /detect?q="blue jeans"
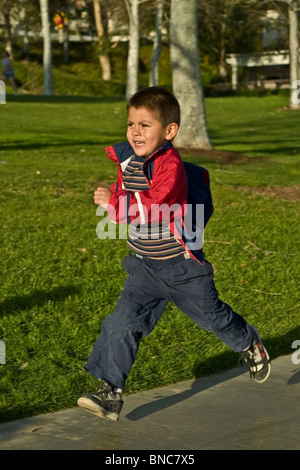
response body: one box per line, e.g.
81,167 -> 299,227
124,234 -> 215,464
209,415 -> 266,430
85,253 -> 253,388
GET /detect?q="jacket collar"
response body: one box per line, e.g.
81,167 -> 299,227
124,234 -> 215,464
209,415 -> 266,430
107,141 -> 174,165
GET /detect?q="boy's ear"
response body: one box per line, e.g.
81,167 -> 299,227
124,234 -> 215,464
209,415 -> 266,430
165,122 -> 179,141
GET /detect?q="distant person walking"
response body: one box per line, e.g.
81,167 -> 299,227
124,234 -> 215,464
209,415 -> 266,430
1,50 -> 18,95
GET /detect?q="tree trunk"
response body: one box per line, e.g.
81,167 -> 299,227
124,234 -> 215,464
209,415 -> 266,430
93,0 -> 111,81
20,6 -> 30,56
289,1 -> 300,110
3,10 -> 13,57
170,0 -> 212,149
125,0 -> 139,100
149,1 -> 163,87
219,20 -> 227,80
39,0 -> 53,96
63,27 -> 69,64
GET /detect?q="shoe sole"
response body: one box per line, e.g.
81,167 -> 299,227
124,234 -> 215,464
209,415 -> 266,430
77,396 -> 119,422
249,325 -> 271,383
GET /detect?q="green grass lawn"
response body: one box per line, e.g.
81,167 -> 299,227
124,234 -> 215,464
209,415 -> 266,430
0,93 -> 299,422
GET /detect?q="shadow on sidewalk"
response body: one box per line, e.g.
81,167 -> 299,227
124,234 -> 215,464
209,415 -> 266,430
126,365 -> 245,421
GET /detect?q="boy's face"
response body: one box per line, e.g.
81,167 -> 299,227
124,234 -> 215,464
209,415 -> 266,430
126,106 -> 178,158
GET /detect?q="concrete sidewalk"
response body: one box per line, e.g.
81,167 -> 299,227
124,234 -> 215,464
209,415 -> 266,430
0,354 -> 299,450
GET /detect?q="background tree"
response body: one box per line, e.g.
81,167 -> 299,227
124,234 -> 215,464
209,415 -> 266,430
197,0 -> 272,82
170,0 -> 212,149
1,0 -> 297,103
39,0 -> 53,95
93,0 -> 111,80
288,0 -> 300,109
149,0 -> 164,86
124,0 -> 140,100
2,0 -> 13,56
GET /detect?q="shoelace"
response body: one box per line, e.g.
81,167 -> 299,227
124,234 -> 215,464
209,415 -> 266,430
240,344 -> 264,372
94,384 -> 112,396
97,384 -> 121,402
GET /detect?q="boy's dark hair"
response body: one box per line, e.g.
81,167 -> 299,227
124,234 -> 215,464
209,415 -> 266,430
127,87 -> 180,127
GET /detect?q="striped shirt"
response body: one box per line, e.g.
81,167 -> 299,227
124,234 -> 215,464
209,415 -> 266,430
122,155 -> 185,259
122,155 -> 149,191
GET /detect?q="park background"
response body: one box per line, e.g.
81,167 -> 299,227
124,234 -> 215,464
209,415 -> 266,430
0,0 -> 299,423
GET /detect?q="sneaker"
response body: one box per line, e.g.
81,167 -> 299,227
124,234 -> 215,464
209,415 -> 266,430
240,325 -> 271,383
77,382 -> 123,422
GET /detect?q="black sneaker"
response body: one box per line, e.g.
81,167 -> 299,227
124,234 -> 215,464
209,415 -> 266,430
77,382 -> 123,422
240,325 -> 271,383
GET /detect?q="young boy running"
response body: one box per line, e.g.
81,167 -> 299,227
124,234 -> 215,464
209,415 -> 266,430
78,87 -> 271,422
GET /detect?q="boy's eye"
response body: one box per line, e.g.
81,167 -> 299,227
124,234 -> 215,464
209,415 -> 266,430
127,122 -> 150,128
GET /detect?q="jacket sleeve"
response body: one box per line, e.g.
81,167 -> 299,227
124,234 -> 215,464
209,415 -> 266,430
107,179 -> 135,224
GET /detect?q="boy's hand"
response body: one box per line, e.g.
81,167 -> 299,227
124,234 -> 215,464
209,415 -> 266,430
94,187 -> 112,208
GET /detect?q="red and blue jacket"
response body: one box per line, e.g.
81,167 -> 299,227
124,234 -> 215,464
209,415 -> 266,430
104,141 -> 207,264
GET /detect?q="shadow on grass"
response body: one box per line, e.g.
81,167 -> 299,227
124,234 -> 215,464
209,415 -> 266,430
6,94 -> 125,104
0,140 -> 104,151
0,285 -> 80,317
0,137 -> 125,151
